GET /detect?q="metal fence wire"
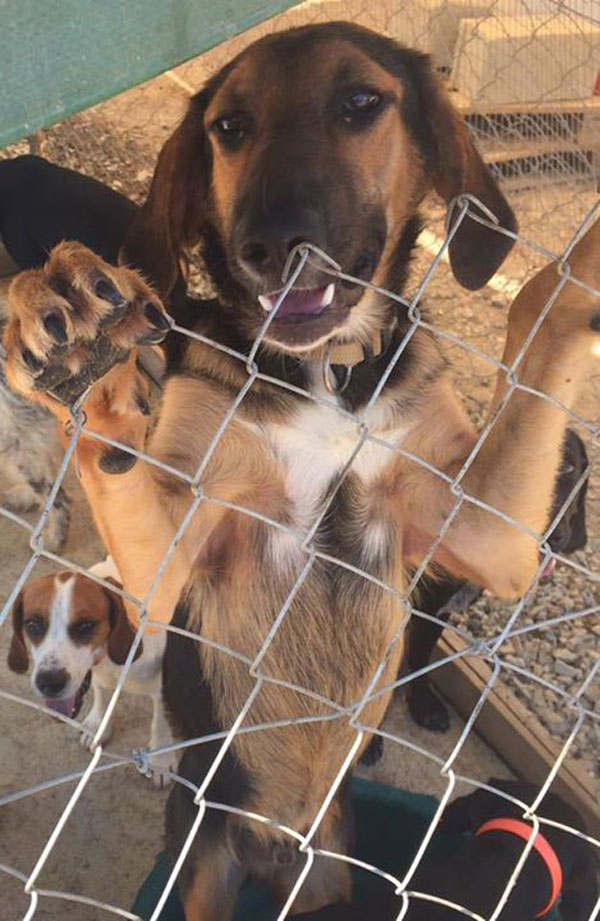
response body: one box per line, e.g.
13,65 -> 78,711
0,1 -> 600,919
0,195 -> 598,920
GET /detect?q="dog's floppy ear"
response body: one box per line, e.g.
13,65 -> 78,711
437,791 -> 479,834
120,94 -> 212,298
439,781 -> 524,833
7,591 -> 28,673
411,59 -> 517,290
103,577 -> 143,666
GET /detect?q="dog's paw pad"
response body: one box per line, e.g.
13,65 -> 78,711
4,243 -> 169,402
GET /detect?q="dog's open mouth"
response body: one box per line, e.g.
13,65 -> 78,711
44,670 -> 92,719
259,283 -> 336,321
257,282 -> 351,348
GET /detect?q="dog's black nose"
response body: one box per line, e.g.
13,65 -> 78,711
36,668 -> 68,697
236,209 -> 324,283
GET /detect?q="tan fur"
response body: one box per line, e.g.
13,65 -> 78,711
183,841 -> 243,921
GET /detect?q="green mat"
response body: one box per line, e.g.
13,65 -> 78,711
133,777 -> 561,920
0,0 -> 300,148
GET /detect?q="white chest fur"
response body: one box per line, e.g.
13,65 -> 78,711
93,630 -> 165,695
265,399 -> 410,535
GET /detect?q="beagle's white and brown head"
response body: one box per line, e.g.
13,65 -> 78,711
7,571 -> 142,718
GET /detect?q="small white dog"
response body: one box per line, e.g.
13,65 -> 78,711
0,279 -> 70,552
6,557 -> 176,786
0,360 -> 70,551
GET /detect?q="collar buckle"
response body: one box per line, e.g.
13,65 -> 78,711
321,319 -> 397,395
323,343 -> 352,394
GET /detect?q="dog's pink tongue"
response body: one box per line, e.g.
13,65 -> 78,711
539,556 -> 556,582
45,695 -> 77,717
272,286 -> 329,317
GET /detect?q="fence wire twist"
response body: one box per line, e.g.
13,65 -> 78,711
0,188 -> 598,920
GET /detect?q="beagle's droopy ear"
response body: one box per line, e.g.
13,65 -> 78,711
7,591 -> 28,673
413,60 -> 517,290
103,577 -> 143,666
120,97 -> 211,299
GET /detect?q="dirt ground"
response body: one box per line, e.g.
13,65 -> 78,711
1,7 -> 599,920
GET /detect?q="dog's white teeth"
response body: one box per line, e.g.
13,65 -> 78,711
321,283 -> 335,307
258,295 -> 272,312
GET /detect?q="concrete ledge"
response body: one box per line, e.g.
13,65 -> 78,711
451,13 -> 600,106
433,632 -> 600,836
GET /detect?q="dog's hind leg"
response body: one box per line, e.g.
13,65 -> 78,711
38,483 -> 70,552
166,746 -> 249,921
147,691 -> 177,789
273,855 -> 352,916
168,790 -> 243,921
182,844 -> 243,921
270,802 -> 353,915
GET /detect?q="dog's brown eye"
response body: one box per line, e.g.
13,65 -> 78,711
213,116 -> 247,144
342,91 -> 381,123
72,620 -> 96,638
24,618 -> 45,637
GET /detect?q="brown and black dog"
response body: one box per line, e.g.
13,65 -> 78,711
3,22 -> 599,920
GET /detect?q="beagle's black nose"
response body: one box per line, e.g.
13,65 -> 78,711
36,668 -> 68,697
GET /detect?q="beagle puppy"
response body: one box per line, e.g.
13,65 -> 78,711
6,557 -> 176,787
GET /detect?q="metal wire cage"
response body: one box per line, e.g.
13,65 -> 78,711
0,2 -> 599,919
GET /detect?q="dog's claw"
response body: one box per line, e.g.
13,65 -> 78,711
136,393 -> 151,416
23,349 -> 44,372
144,302 -> 170,330
95,276 -> 125,307
137,329 -> 168,345
98,446 -> 138,475
43,312 -> 67,344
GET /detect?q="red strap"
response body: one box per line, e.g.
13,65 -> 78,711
476,818 -> 563,917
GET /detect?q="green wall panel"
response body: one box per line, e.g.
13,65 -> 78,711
0,0 -> 299,147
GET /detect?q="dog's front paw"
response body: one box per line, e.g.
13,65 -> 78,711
407,679 -> 451,733
148,748 -> 178,789
80,712 -> 113,750
40,488 -> 71,553
3,482 -> 40,513
4,241 -> 171,404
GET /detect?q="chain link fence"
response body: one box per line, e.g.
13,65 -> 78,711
0,0 -> 599,919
